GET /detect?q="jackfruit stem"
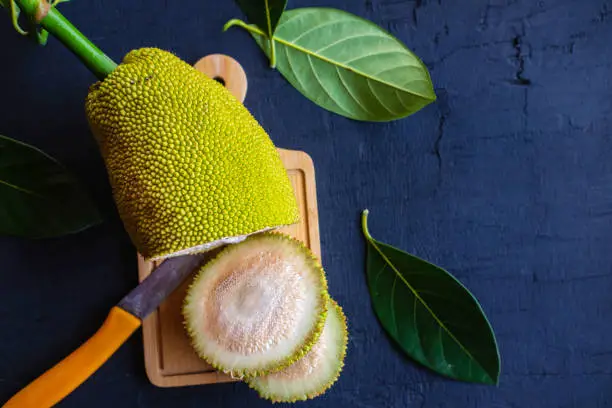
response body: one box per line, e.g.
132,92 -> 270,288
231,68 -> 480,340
14,0 -> 117,80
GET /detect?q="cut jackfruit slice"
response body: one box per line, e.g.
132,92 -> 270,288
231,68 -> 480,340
85,48 -> 299,260
183,233 -> 328,377
248,298 -> 348,403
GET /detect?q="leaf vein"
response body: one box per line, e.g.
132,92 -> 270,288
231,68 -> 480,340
372,64 -> 413,77
366,79 -> 399,116
342,49 -> 408,65
313,32 -> 390,54
390,275 -> 398,337
285,17 -> 354,44
438,325 -> 447,367
394,89 -> 409,110
271,35 -> 434,98
412,296 -> 426,363
373,263 -> 387,288
335,66 -> 375,117
306,54 -> 348,114
283,46 -> 307,92
0,179 -> 39,197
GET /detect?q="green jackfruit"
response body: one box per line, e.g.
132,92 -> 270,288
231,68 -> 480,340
247,298 -> 348,402
85,48 -> 299,260
183,233 -> 328,377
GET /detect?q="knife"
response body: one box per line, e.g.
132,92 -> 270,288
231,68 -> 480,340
3,252 -> 210,408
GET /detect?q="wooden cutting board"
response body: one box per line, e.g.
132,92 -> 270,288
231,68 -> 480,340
137,147 -> 320,387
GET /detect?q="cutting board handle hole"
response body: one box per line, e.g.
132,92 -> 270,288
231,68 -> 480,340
213,76 -> 226,86
194,54 -> 247,103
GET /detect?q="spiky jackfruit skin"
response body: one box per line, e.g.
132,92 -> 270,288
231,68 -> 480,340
183,233 -> 329,378
247,298 -> 348,403
85,48 -> 299,260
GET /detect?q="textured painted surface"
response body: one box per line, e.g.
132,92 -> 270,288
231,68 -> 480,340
0,0 -> 611,406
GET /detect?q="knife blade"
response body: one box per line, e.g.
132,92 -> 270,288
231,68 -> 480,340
3,252 -> 210,408
118,253 -> 209,319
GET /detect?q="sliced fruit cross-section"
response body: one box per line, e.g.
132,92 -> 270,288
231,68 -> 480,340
248,298 -> 348,403
183,233 -> 328,377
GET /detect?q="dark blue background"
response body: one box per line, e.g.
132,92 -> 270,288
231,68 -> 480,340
1,0 -> 611,406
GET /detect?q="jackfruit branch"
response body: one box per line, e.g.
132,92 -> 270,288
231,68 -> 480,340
0,0 -> 106,238
6,0 -> 117,79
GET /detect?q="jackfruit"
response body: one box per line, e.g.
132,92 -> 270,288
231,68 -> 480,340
183,233 -> 328,377
85,48 -> 299,260
247,298 -> 348,402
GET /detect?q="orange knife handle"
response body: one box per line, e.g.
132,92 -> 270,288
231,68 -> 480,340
3,307 -> 141,408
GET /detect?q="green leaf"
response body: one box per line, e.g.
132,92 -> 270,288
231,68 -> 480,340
0,135 -> 101,239
361,210 -> 500,384
224,8 -> 436,122
234,0 -> 287,67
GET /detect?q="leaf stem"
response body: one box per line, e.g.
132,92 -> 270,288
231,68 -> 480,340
224,18 -> 267,37
264,0 -> 276,68
224,17 -> 277,68
361,209 -> 373,241
269,38 -> 276,68
14,0 -> 117,80
225,18 -> 278,67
